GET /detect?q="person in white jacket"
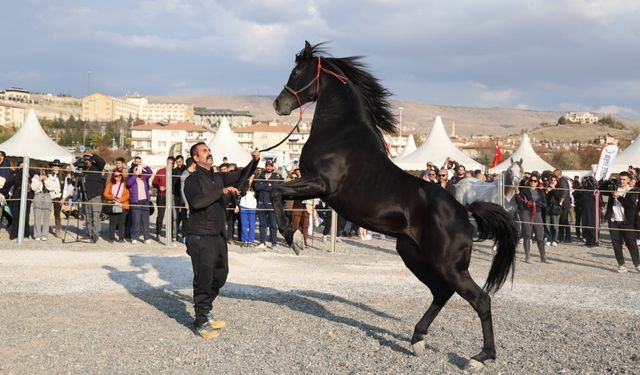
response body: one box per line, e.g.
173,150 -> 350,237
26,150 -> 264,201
31,167 -> 61,240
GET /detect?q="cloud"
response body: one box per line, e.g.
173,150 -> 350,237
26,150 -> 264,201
594,105 -> 638,116
1,1 -> 639,118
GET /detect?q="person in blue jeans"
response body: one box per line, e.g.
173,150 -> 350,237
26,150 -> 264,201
253,160 -> 282,249
239,177 -> 257,247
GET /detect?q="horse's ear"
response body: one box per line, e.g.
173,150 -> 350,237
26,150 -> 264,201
519,158 -> 523,165
304,41 -> 312,59
510,157 -> 513,164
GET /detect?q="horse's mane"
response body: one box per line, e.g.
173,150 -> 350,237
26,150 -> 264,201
302,43 -> 398,151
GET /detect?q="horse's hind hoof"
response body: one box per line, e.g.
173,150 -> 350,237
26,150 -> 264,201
291,231 -> 304,256
465,359 -> 486,372
411,340 -> 427,356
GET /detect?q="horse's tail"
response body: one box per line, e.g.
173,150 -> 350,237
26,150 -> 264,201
467,201 -> 517,294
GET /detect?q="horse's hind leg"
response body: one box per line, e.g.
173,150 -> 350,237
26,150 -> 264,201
396,238 -> 454,356
444,270 -> 496,368
411,275 -> 454,356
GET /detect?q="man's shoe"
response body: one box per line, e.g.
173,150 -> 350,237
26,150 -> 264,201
131,240 -> 139,244
206,313 -> 226,329
545,241 -> 551,246
618,265 -> 628,273
551,241 -> 558,247
256,243 -> 266,249
636,265 -> 640,273
195,322 -> 219,339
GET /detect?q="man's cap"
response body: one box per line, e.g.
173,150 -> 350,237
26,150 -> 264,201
265,160 -> 274,166
49,159 -> 62,167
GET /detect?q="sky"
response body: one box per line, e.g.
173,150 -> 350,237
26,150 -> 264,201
1,0 -> 639,118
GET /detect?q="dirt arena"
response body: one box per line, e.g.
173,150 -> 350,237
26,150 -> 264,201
1,233 -> 639,374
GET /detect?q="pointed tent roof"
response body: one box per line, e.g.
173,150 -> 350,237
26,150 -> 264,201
394,116 -> 484,171
612,133 -> 640,173
0,108 -> 74,163
393,134 -> 417,161
207,117 -> 251,165
493,133 -> 554,173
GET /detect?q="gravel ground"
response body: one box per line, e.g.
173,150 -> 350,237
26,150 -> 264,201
0,232 -> 639,374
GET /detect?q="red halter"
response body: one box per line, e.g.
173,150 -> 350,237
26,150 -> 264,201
259,57 -> 348,153
283,56 -> 348,121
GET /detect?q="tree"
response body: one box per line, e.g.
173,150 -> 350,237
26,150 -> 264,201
551,149 -> 581,170
558,116 -> 567,125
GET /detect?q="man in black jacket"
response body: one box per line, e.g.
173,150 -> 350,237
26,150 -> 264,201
602,171 -> 640,273
184,142 -> 259,339
253,160 -> 283,249
80,153 -> 106,242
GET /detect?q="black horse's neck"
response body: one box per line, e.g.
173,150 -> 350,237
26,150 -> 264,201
310,70 -> 389,153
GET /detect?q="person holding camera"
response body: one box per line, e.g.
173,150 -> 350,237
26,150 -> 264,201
127,160 -> 153,244
80,153 -> 106,243
602,171 -> 640,273
103,168 -> 130,242
184,142 -> 259,339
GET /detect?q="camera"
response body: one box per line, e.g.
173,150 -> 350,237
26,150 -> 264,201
73,157 -> 85,170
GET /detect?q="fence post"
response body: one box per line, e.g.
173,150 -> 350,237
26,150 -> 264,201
330,209 -> 337,253
497,173 -> 505,209
165,161 -> 172,247
17,156 -> 30,245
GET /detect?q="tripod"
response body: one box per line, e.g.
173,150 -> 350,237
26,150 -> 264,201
62,172 -> 88,243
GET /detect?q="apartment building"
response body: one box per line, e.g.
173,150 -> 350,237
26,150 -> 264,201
565,112 -> 599,124
194,107 -> 253,128
81,93 -> 194,123
234,121 -> 310,160
130,122 -> 211,156
0,104 -> 26,127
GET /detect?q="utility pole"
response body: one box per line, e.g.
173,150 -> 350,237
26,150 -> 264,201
398,106 -> 404,139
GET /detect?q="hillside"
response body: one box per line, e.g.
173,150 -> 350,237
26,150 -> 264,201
148,95 -> 640,138
19,93 -> 640,140
528,123 -> 637,144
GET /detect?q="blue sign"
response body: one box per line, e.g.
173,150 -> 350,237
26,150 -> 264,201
79,145 -> 86,153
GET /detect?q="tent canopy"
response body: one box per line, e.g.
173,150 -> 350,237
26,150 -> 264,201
493,133 -> 553,173
393,134 -> 417,161
206,117 -> 251,165
612,134 -> 640,173
0,108 -> 74,164
394,116 -> 484,171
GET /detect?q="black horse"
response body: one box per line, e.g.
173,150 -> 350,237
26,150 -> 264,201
271,41 -> 517,368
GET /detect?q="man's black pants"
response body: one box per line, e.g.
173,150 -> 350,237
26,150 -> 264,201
187,234 -> 228,326
609,221 -> 640,267
558,205 -> 571,242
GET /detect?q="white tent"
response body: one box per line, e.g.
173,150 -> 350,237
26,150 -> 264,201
0,108 -> 74,163
393,134 -> 417,161
394,116 -> 484,171
493,133 -> 554,173
612,134 -> 640,173
206,117 -> 251,165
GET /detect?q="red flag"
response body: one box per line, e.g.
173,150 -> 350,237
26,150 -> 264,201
490,140 -> 503,168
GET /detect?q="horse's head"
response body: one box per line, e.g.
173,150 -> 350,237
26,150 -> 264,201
273,41 -> 320,116
506,157 -> 524,189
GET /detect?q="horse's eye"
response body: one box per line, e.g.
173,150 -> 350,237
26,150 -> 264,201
293,68 -> 302,76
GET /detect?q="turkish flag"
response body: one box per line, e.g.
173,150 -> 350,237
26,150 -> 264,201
489,140 -> 503,168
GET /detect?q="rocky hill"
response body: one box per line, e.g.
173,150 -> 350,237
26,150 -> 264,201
148,95 -> 640,137
20,93 -> 640,140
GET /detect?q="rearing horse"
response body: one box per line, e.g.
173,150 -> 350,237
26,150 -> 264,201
271,41 -> 517,368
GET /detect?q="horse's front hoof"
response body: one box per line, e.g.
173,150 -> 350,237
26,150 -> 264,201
465,358 -> 486,372
411,339 -> 427,356
291,231 -> 304,256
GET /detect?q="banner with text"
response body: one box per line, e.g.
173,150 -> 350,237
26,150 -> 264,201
594,144 -> 619,181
